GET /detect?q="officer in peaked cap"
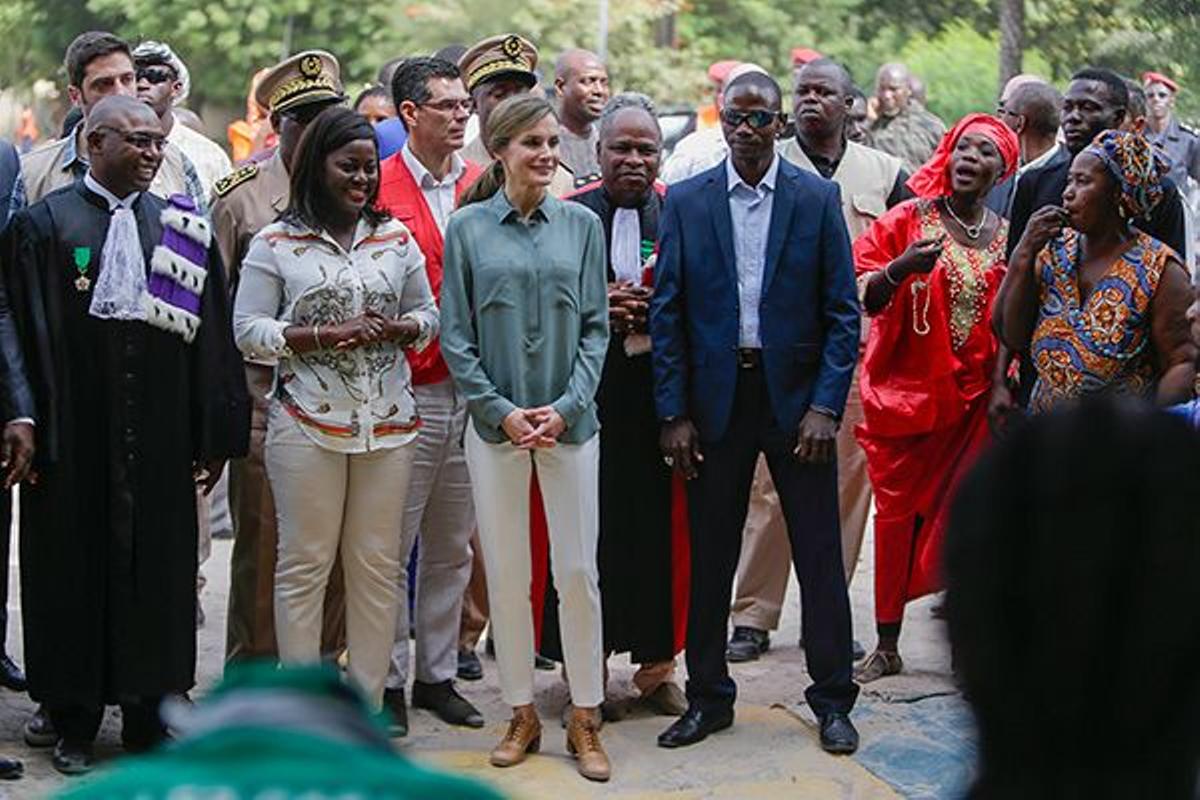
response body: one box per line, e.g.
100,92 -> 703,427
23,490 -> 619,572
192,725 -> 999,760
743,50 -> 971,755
459,34 -> 538,95
457,34 -> 575,196
256,50 -> 344,117
211,49 -> 349,666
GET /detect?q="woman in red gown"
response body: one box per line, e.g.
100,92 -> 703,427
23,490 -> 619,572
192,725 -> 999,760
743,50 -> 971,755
853,114 -> 1019,681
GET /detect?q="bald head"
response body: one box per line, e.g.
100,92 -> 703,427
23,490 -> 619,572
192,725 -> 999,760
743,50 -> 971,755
555,48 -> 609,126
556,48 -> 603,81
86,94 -> 160,134
795,58 -> 854,97
1007,81 -> 1061,138
1000,73 -> 1043,105
86,94 -> 166,196
877,62 -> 911,84
793,59 -> 856,141
909,75 -> 927,106
875,62 -> 912,117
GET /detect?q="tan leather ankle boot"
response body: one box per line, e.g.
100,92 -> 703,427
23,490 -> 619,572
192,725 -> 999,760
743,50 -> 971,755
566,706 -> 611,782
490,705 -> 541,768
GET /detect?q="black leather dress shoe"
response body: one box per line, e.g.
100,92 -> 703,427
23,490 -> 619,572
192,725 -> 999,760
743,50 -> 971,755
0,654 -> 26,692
726,626 -> 770,663
412,680 -> 484,728
0,755 -> 21,780
456,649 -> 483,682
23,705 -> 56,748
819,712 -> 859,755
657,706 -> 734,748
52,740 -> 93,776
383,688 -> 408,738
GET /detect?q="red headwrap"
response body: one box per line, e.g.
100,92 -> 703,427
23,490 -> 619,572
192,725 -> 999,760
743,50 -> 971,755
1142,71 -> 1179,93
905,112 -> 1021,199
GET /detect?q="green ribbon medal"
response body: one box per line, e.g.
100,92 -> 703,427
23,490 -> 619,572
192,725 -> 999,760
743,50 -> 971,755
73,246 -> 91,292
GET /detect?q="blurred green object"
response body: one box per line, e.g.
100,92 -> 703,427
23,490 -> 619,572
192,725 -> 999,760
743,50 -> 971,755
55,662 -> 504,800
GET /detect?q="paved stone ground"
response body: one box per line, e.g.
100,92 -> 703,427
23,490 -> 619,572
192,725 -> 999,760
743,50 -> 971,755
0,524 -> 973,799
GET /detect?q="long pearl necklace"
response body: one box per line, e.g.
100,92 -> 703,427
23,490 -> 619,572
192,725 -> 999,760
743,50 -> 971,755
942,196 -> 984,240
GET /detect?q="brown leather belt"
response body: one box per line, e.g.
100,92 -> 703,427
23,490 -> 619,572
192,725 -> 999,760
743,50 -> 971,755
736,348 -> 762,369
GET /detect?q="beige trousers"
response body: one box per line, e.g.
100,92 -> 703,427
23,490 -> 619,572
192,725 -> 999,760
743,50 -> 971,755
387,380 -> 476,688
730,364 -> 872,630
464,427 -> 604,708
265,402 -> 416,708
227,363 -> 346,662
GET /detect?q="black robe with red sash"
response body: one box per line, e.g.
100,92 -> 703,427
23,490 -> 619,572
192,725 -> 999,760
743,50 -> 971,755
534,181 -> 688,664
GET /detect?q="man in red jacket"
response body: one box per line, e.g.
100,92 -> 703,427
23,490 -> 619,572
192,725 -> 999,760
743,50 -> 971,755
376,56 -> 484,737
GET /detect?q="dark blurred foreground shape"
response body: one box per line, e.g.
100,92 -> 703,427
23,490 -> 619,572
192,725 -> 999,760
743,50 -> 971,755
946,399 -> 1200,800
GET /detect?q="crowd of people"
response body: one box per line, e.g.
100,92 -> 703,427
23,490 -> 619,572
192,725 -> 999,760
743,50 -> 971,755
0,23 -> 1194,792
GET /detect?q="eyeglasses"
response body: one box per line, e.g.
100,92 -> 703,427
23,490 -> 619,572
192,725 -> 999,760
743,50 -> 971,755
720,108 -> 780,129
95,126 -> 167,152
136,66 -> 176,85
419,98 -> 472,114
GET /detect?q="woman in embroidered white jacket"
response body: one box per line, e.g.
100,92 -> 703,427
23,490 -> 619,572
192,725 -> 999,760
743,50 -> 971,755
233,106 -> 438,708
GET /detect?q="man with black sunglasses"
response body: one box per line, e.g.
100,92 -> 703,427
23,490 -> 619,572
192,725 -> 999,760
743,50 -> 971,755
726,58 -> 909,668
211,51 -> 348,668
21,32 -> 204,209
651,70 -> 860,753
133,41 -> 231,199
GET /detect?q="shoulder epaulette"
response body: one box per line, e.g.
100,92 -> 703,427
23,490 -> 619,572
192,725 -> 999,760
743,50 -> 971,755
1179,123 -> 1197,137
213,163 -> 259,198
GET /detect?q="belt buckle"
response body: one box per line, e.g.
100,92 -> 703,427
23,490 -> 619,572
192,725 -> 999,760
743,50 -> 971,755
737,349 -> 758,369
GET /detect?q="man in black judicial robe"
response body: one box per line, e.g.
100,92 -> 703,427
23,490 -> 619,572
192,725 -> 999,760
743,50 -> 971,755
1,96 -> 249,773
539,95 -> 687,715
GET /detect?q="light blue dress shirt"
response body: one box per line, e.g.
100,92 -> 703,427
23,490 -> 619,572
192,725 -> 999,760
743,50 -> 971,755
725,154 -> 779,348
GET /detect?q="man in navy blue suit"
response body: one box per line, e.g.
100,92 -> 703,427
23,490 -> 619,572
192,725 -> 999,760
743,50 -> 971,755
650,71 -> 861,753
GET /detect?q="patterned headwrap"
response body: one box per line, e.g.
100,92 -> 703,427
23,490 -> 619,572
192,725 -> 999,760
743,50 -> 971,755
132,40 -> 191,106
906,112 -> 1020,199
1082,129 -> 1168,221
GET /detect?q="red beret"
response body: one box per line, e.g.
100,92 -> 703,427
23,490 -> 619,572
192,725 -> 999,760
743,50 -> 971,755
1142,71 -> 1179,93
790,47 -> 824,67
708,60 -> 739,83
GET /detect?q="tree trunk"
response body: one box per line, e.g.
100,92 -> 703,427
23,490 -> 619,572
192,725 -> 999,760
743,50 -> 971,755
654,12 -> 676,48
998,0 -> 1024,94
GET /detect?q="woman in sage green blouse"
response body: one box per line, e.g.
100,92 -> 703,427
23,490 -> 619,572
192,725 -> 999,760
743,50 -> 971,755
440,94 -> 612,782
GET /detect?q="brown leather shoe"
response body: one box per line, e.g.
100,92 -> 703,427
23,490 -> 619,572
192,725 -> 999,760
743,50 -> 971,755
489,705 -> 541,768
566,706 -> 611,782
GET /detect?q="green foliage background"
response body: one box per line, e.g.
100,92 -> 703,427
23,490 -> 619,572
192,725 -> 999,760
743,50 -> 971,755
0,0 -> 1195,130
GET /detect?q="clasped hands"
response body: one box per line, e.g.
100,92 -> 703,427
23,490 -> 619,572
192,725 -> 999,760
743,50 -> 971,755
502,406 -> 567,449
608,281 -> 650,336
322,310 -> 421,351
